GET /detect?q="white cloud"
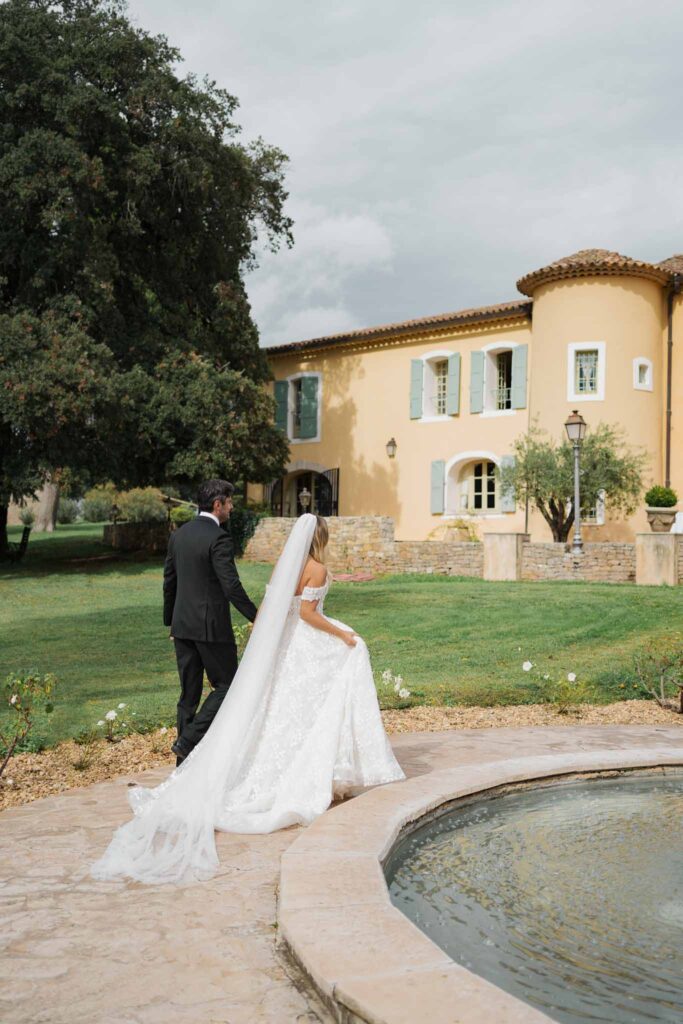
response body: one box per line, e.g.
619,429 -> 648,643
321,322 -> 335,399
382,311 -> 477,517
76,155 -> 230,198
129,0 -> 683,344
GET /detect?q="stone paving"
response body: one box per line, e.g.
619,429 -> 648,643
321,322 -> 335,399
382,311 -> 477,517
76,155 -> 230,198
1,724 -> 682,1023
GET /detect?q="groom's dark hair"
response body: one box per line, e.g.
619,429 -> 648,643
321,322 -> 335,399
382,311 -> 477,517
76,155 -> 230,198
197,479 -> 234,512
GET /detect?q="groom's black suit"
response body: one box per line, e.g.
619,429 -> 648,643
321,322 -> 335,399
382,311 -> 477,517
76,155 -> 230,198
163,515 -> 257,755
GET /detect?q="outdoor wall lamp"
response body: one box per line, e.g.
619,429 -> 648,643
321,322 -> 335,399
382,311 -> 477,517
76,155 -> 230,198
385,437 -> 397,459
299,486 -> 312,511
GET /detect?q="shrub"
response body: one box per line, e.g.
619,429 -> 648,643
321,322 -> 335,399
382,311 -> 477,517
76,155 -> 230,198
229,501 -> 266,557
18,507 -> 35,526
633,636 -> 683,712
57,497 -> 80,524
83,484 -> 118,522
644,485 -> 678,508
117,487 -> 167,523
170,505 -> 195,528
0,670 -> 56,779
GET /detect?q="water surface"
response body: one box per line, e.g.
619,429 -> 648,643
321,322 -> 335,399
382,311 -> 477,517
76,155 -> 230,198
387,772 -> 683,1023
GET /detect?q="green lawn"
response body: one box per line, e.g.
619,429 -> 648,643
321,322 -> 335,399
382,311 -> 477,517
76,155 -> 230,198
2,523 -> 682,748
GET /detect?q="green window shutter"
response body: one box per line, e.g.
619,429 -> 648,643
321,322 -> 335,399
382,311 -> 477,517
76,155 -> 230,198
274,381 -> 288,433
410,360 -> 423,419
299,376 -> 319,439
446,353 -> 461,415
430,460 -> 445,514
511,345 -> 528,409
499,454 -> 516,512
469,351 -> 484,413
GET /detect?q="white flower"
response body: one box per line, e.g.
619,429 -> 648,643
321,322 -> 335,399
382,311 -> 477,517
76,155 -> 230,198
118,703 -> 127,709
159,727 -> 168,735
567,672 -> 577,683
122,723 -> 128,728
97,720 -> 105,727
9,694 -> 18,705
542,675 -> 550,681
522,661 -> 533,672
381,669 -> 392,682
398,688 -> 410,700
105,710 -> 117,721
395,676 -> 403,687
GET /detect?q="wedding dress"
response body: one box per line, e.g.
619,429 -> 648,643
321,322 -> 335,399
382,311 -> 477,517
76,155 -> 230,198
91,514 -> 404,885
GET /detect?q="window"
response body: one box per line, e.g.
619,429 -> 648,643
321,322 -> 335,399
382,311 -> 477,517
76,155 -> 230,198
274,373 -> 321,441
455,461 -> 497,512
291,378 -> 303,439
494,351 -> 512,410
633,357 -> 653,392
575,350 -> 598,394
567,342 -> 605,402
434,359 -> 448,415
411,352 -> 461,419
475,344 -> 526,415
577,489 -> 606,526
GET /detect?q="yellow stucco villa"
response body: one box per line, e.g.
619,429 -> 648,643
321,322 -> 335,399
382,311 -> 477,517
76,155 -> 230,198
252,249 -> 683,542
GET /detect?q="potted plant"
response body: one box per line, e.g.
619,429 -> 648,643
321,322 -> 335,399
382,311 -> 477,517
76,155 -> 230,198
644,485 -> 678,533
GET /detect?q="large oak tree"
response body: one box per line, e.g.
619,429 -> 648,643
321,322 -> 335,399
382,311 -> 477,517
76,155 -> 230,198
0,0 -> 291,550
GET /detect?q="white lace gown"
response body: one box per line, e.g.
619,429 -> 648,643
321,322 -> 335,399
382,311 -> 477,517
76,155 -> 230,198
213,574 -> 405,834
92,547 -> 405,883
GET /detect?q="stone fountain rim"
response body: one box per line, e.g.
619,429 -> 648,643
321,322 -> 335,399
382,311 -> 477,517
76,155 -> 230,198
278,745 -> 683,1024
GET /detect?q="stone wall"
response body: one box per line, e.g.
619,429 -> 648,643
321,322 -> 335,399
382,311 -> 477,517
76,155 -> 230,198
245,517 -> 481,576
244,517 -> 650,583
521,542 -> 636,583
381,541 -> 483,576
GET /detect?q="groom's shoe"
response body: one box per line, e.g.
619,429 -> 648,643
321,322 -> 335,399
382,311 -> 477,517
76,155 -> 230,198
171,739 -> 191,764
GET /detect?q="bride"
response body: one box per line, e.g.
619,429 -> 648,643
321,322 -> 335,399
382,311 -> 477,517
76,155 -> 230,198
92,513 -> 405,884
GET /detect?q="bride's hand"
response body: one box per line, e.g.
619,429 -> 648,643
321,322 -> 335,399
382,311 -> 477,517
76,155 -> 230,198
339,630 -> 358,647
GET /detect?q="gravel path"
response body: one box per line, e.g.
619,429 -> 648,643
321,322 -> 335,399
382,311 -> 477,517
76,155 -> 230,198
1,700 -> 681,812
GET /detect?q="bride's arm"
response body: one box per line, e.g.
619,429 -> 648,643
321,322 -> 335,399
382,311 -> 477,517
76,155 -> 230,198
300,598 -> 357,646
298,561 -> 357,647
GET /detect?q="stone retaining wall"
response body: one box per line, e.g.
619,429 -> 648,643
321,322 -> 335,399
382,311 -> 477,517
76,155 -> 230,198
521,542 -> 636,583
244,516 -> 676,584
245,517 -> 496,578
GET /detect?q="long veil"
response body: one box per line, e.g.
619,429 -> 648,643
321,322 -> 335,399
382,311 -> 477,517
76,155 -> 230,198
91,513 -> 317,885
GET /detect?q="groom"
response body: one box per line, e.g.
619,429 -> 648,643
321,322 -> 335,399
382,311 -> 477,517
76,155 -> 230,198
163,479 -> 258,764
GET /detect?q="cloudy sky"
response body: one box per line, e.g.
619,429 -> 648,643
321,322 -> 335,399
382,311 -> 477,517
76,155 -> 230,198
129,0 -> 683,347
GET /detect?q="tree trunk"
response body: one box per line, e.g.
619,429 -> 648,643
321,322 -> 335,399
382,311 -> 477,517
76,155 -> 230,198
0,502 -> 8,556
33,476 -> 60,533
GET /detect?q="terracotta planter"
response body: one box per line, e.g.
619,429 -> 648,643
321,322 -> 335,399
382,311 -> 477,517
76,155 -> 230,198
645,506 -> 677,533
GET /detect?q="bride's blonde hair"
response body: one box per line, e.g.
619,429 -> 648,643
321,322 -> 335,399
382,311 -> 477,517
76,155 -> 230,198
308,515 -> 329,564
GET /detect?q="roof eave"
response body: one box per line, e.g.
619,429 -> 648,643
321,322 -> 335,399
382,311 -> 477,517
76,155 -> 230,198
265,302 -> 533,358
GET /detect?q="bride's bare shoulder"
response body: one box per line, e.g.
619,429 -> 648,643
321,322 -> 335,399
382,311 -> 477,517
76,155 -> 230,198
300,557 -> 327,588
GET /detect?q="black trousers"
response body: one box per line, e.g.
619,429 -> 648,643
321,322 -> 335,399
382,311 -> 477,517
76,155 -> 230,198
174,638 -> 238,753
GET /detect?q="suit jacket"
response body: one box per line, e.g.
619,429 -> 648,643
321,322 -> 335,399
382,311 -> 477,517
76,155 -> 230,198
163,516 -> 257,643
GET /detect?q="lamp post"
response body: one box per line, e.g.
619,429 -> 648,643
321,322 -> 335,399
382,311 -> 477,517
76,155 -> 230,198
564,409 -> 587,553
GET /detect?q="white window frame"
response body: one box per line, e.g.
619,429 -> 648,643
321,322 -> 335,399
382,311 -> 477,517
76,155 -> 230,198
570,488 -> 606,526
567,341 -> 606,402
633,357 -> 653,392
285,371 -> 322,444
417,349 -> 455,422
443,450 -> 506,518
480,341 -> 522,418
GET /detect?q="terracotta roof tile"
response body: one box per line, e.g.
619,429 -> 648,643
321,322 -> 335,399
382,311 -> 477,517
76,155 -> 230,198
517,248 -> 670,296
658,255 -> 683,275
265,299 -> 532,356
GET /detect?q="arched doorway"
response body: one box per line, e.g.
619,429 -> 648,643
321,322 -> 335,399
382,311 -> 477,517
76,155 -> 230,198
267,468 -> 339,517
